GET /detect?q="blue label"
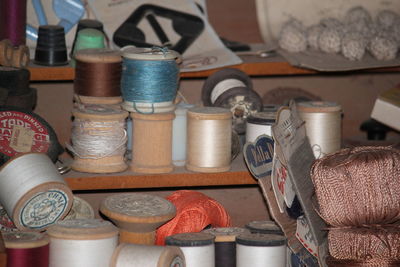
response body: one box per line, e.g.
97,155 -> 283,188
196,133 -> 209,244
243,135 -> 274,179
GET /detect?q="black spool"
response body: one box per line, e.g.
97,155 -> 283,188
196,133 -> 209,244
245,220 -> 284,235
236,232 -> 287,247
165,232 -> 215,247
34,25 -> 68,66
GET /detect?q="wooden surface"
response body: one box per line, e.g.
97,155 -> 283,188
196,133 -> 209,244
63,154 -> 256,191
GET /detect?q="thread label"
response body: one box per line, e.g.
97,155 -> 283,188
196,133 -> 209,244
296,215 -> 318,258
0,111 -> 50,156
20,190 -> 68,229
244,135 -> 274,179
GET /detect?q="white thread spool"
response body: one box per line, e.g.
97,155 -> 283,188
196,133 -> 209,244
100,193 -> 176,245
245,112 -> 276,143
297,101 -> 342,159
0,153 -> 73,231
186,107 -> 232,173
70,104 -> 129,173
165,232 -> 215,267
110,243 -> 186,267
46,219 -> 119,267
236,233 -> 287,267
172,102 -> 194,167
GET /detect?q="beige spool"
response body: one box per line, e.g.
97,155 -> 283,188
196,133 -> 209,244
110,243 -> 185,267
100,193 -> 176,245
0,153 -> 73,231
74,48 -> 123,105
130,111 -> 175,174
47,219 -> 119,267
2,231 -> 49,249
11,45 -> 30,68
186,107 -> 232,173
0,39 -> 13,66
70,104 -> 129,173
297,101 -> 342,159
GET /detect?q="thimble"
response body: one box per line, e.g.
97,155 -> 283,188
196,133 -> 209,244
34,25 -> 68,66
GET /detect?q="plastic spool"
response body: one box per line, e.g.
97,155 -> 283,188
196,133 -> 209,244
70,104 -> 129,173
110,243 -> 186,267
63,196 -> 95,221
245,220 -> 284,235
74,48 -> 123,105
186,107 -> 232,173
3,231 -> 49,267
245,112 -> 276,143
297,101 -> 342,159
100,193 -> 176,245
0,106 -> 64,165
203,227 -> 250,267
201,68 -> 263,135
236,233 -> 287,267
121,47 -> 180,114
0,153 -> 73,231
130,111 -> 175,174
46,219 -> 119,267
173,102 -> 195,167
165,232 -> 216,267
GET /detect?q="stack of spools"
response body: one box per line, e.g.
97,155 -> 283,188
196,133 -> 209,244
310,146 -> 400,266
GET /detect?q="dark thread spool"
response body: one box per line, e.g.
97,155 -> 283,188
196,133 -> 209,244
0,0 -> 27,46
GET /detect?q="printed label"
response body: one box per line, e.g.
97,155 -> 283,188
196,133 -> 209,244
20,190 -> 68,229
243,135 -> 274,179
0,111 -> 51,156
296,215 -> 318,258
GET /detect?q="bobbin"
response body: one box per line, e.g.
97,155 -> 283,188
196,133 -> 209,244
110,243 -> 186,267
100,193 -> 176,245
130,111 -> 175,174
0,153 -> 73,231
47,219 -> 119,267
121,46 -> 181,114
70,104 -> 129,173
186,107 -> 232,173
74,48 -> 123,105
11,45 -> 30,68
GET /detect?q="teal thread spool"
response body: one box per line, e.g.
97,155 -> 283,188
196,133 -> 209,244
121,47 -> 181,114
70,28 -> 106,67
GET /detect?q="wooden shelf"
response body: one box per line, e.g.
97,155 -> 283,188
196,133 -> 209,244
63,155 -> 257,191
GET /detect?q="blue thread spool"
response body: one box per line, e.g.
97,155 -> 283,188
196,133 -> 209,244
121,47 -> 181,114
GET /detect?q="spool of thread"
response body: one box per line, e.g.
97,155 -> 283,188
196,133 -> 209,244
203,227 -> 250,267
186,107 -> 232,173
173,102 -> 195,166
310,146 -> 400,226
0,39 -> 13,66
0,153 -> 73,231
155,190 -> 231,246
11,45 -> 30,68
73,48 -> 123,105
236,233 -> 287,267
130,111 -> 175,174
100,193 -> 176,245
0,0 -> 27,46
245,220 -> 284,235
245,112 -> 276,143
71,29 -> 106,67
34,25 -> 68,66
3,231 -> 49,267
201,68 -> 263,135
297,101 -> 342,159
63,196 -> 95,221
166,232 -> 216,267
110,243 -> 185,267
71,19 -> 106,58
69,104 -> 129,173
121,47 -> 180,114
46,219 -> 119,267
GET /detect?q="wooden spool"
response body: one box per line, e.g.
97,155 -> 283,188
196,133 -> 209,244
100,193 -> 176,245
0,39 -> 13,66
11,45 -> 30,68
130,111 -> 175,174
74,48 -> 123,105
71,104 -> 129,173
186,107 -> 232,173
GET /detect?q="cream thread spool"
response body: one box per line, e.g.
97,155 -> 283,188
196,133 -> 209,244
236,233 -> 287,267
130,111 -> 175,174
0,153 -> 73,231
47,219 -> 119,267
69,104 -> 129,173
245,112 -> 276,143
110,243 -> 186,267
297,101 -> 342,159
74,48 -> 123,105
165,232 -> 215,267
186,107 -> 232,173
100,193 -> 176,245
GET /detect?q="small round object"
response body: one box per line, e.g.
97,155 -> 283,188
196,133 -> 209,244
245,220 -> 283,235
278,20 -> 307,53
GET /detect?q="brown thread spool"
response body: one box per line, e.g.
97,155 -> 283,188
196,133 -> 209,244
310,146 -> 400,226
186,107 -> 232,173
130,111 -> 175,174
100,193 -> 176,245
74,48 -> 122,105
70,104 -> 129,173
0,39 -> 13,66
